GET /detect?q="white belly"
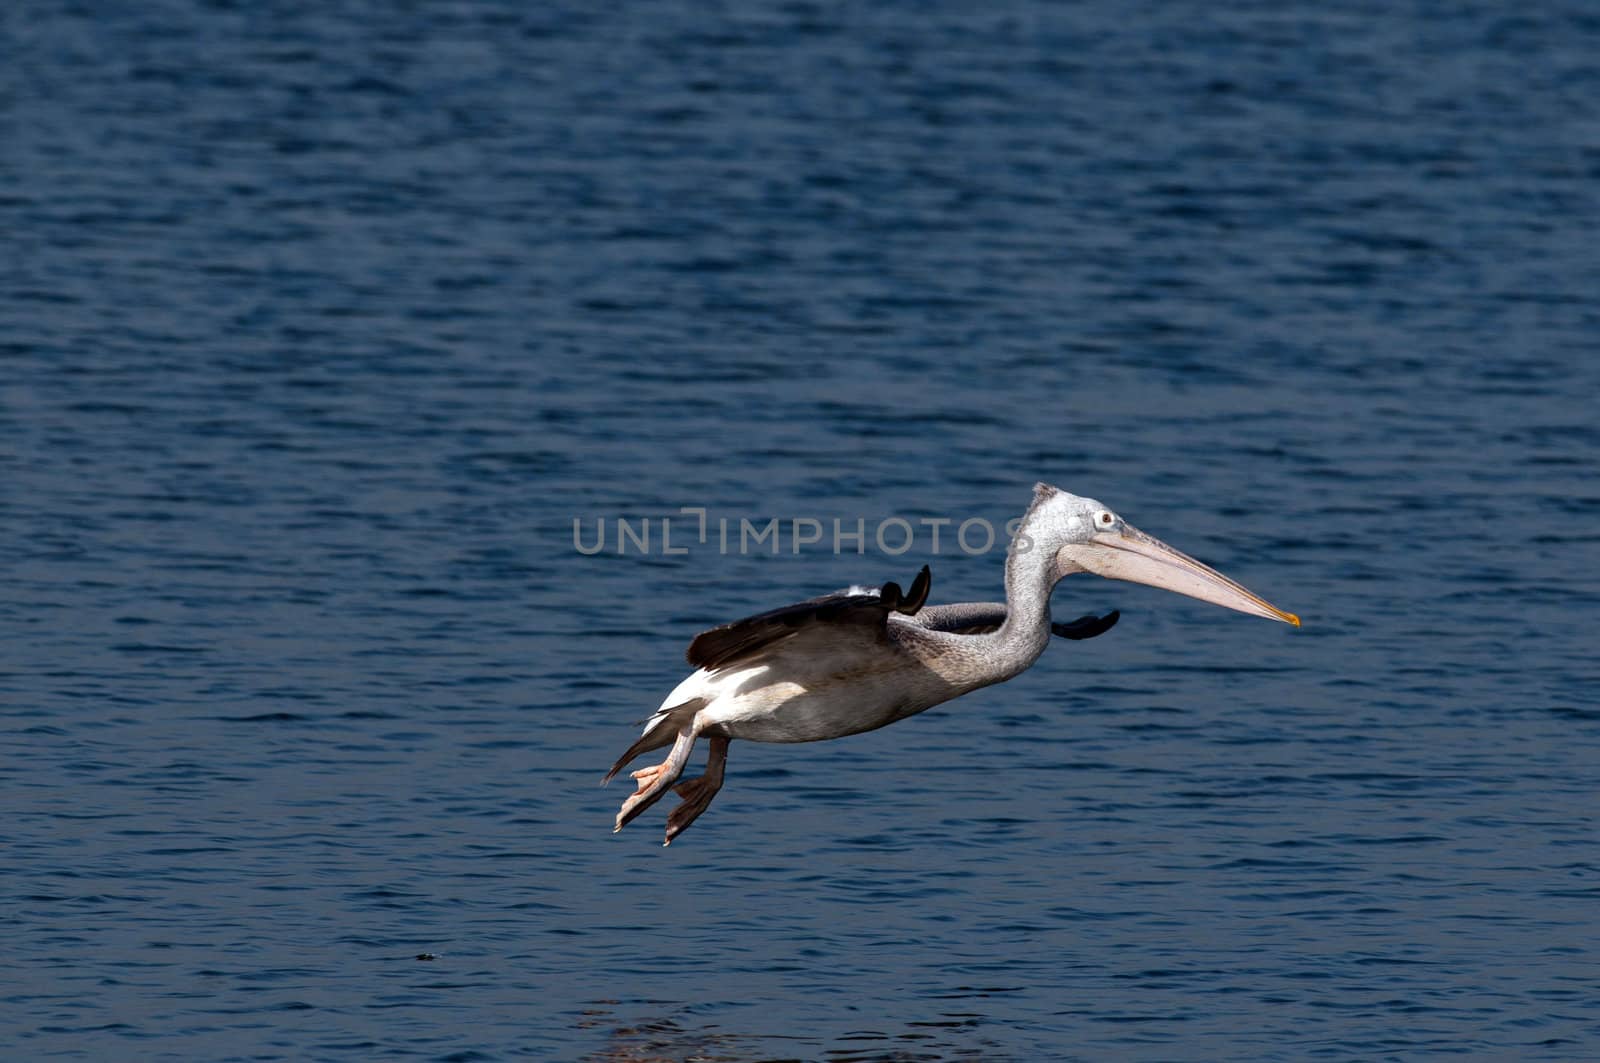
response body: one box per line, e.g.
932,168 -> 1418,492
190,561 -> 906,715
674,646 -> 965,745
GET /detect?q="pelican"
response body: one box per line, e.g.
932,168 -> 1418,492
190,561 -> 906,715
605,483 -> 1299,845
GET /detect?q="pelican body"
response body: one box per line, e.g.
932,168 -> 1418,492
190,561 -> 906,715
605,483 -> 1299,844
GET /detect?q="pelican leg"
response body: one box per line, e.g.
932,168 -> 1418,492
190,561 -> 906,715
664,736 -> 728,846
613,728 -> 695,834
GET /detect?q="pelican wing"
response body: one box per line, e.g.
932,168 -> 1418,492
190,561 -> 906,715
687,565 -> 931,670
913,602 -> 1121,640
910,601 -> 1008,635
1054,610 -> 1120,639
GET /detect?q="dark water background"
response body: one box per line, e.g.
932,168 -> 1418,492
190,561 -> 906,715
4,2 -> 1598,1059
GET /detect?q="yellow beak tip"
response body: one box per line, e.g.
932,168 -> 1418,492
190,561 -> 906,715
1285,612 -> 1302,628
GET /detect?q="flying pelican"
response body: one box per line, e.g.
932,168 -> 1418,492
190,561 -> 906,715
605,483 -> 1299,844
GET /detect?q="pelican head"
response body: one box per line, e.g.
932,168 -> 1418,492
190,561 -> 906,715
1022,482 -> 1299,626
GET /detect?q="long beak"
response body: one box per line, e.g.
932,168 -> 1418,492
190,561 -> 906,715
1080,523 -> 1300,626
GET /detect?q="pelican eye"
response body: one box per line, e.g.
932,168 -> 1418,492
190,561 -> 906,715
1096,510 -> 1115,527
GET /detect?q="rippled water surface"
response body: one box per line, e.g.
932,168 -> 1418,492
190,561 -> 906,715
5,1 -> 1599,1059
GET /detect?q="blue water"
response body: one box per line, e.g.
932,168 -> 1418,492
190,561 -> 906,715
5,2 -> 1599,1059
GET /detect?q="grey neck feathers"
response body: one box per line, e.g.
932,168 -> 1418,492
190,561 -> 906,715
976,529 -> 1056,681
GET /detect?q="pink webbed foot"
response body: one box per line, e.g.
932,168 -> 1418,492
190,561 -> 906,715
662,737 -> 728,846
612,730 -> 695,834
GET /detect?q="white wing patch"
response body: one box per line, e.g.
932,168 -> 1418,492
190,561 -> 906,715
641,664 -> 772,735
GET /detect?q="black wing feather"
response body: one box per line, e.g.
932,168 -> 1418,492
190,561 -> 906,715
686,565 -> 932,671
1052,610 -> 1120,640
913,603 -> 1121,640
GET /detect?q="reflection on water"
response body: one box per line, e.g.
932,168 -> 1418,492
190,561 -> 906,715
579,999 -> 1007,1062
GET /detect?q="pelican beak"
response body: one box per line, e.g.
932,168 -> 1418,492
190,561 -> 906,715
1075,523 -> 1300,626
